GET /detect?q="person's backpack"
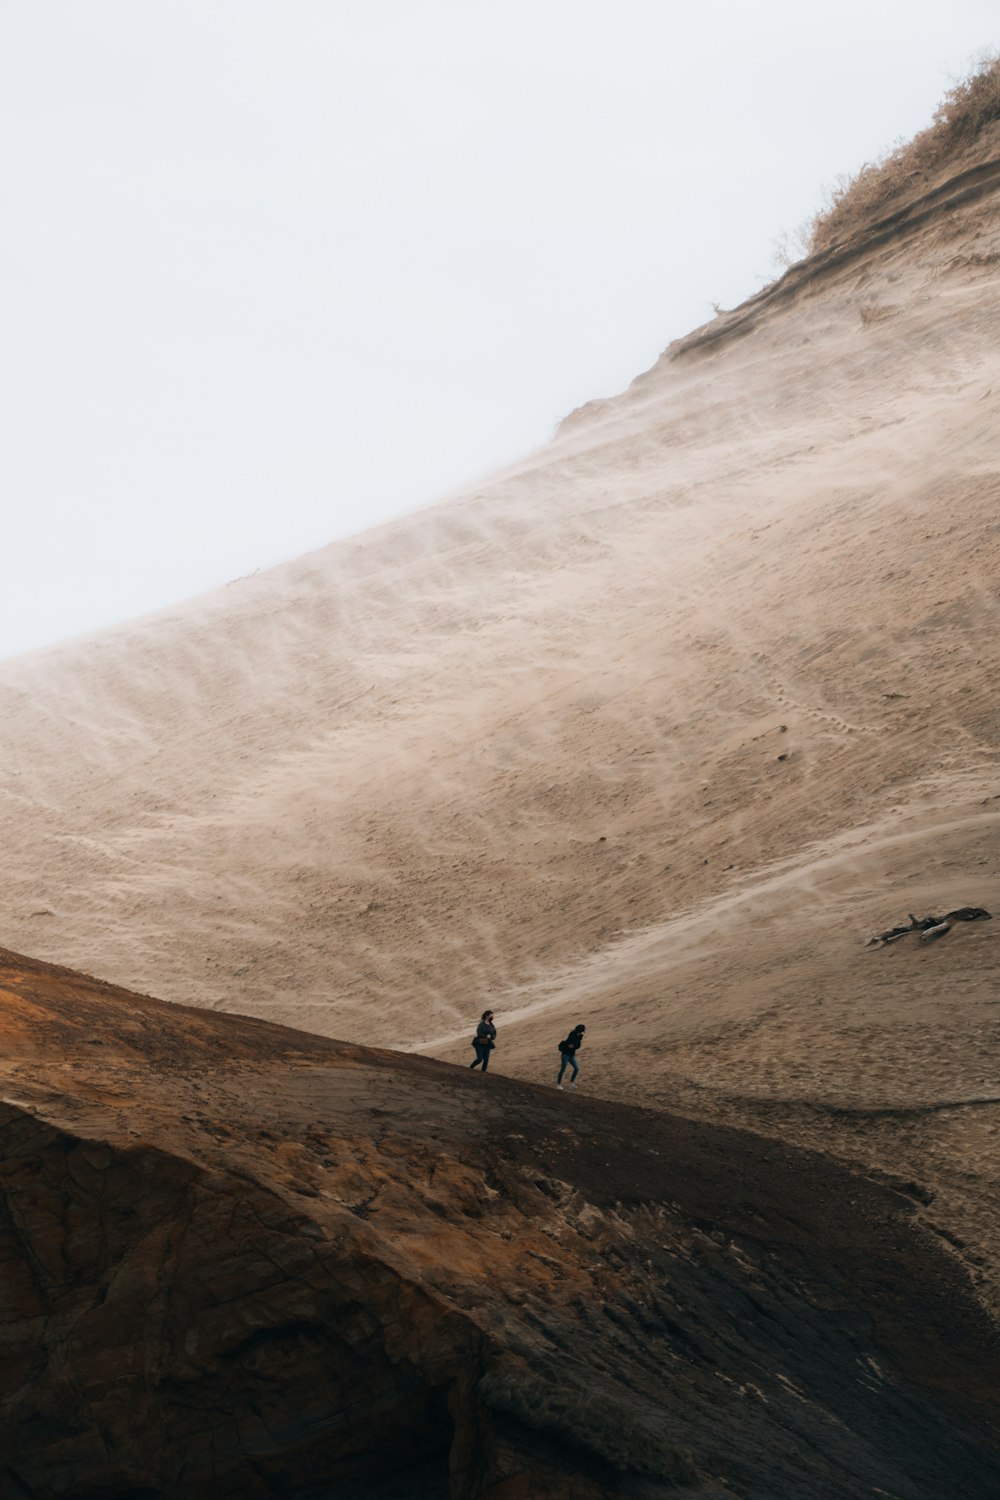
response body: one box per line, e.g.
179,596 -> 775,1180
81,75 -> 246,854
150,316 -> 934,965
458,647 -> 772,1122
557,1038 -> 569,1053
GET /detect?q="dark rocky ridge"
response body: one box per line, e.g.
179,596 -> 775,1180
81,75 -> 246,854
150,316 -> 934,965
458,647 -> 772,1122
0,947 -> 998,1498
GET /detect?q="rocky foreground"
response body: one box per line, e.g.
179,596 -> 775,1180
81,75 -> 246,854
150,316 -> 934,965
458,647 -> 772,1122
0,947 -> 998,1500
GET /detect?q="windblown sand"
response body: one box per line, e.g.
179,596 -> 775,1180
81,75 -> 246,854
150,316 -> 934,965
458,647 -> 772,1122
2,155 -> 1000,1311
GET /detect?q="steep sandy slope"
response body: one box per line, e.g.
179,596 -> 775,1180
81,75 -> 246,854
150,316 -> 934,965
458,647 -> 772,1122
1,946 -> 999,1499
3,157 -> 999,1042
1,122 -> 1000,1313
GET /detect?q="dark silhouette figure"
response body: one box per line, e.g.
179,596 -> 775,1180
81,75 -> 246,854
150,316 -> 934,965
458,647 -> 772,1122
470,1010 -> 497,1071
557,1024 -> 586,1089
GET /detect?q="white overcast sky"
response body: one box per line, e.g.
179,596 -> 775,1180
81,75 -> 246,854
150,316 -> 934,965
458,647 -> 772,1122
1,1 -> 996,658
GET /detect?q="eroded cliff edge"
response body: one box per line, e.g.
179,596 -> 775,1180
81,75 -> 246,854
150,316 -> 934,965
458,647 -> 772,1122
0,947 -> 998,1499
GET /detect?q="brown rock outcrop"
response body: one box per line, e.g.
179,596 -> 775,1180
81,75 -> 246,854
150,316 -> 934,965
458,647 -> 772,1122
0,946 -> 998,1498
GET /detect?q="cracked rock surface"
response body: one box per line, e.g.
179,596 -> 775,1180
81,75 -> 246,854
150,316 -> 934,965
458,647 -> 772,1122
0,946 -> 998,1498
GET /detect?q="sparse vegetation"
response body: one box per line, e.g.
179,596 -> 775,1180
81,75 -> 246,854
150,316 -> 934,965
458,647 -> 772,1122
771,222 -> 812,272
809,52 -> 1000,253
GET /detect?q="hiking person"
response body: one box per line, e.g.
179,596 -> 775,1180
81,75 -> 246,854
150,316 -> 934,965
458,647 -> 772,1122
469,1009 -> 497,1072
557,1024 -> 586,1089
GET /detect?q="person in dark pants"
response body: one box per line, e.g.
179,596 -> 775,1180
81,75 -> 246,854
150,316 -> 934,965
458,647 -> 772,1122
557,1024 -> 586,1088
470,1009 -> 497,1071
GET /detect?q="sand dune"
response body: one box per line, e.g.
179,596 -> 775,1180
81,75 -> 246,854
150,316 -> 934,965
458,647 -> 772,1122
2,119 -> 1000,1317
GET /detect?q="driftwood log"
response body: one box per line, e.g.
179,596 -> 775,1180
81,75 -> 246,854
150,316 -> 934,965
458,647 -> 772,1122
868,907 -> 992,947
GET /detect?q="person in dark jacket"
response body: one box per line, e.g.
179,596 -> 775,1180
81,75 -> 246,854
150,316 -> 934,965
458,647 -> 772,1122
557,1024 -> 586,1088
469,1010 -> 497,1071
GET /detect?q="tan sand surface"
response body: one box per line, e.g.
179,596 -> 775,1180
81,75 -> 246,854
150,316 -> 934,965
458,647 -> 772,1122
2,138 -> 1000,1311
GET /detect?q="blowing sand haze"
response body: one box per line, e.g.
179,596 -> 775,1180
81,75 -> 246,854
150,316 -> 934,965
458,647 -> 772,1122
2,58 -> 1000,1498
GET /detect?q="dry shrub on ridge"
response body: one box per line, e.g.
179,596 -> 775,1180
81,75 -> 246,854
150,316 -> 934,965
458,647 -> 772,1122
809,52 -> 1000,254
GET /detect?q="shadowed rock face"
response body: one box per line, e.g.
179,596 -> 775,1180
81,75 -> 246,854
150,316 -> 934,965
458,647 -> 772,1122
0,947 -> 999,1498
